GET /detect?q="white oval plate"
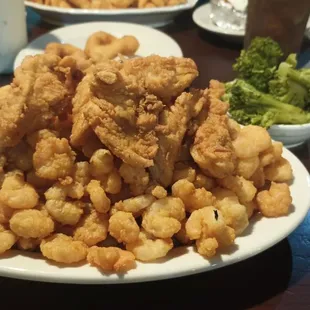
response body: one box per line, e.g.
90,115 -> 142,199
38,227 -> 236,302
25,0 -> 198,27
193,3 -> 310,40
14,21 -> 183,69
0,148 -> 309,284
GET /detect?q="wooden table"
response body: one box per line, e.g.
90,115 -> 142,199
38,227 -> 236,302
0,9 -> 309,310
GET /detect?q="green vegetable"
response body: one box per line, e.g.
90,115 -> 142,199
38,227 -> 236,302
269,54 -> 310,109
233,37 -> 283,92
228,79 -> 310,128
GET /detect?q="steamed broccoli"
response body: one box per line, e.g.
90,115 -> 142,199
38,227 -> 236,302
228,79 -> 310,128
233,37 -> 283,92
269,54 -> 310,109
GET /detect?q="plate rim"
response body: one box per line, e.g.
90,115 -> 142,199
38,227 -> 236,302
0,148 -> 309,284
14,21 -> 183,69
25,0 -> 198,15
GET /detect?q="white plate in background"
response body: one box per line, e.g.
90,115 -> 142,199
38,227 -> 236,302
0,148 -> 309,284
25,0 -> 198,28
14,21 -> 183,69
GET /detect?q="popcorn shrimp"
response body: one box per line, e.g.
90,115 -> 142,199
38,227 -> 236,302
0,224 -> 17,254
33,137 -> 76,180
86,180 -> 111,213
90,149 -> 114,178
73,210 -> 109,246
100,169 -> 122,195
41,233 -> 88,264
172,179 -> 215,212
264,157 -> 293,182
87,246 -> 136,272
217,175 -> 257,203
186,207 -> 235,257
232,125 -> 272,159
119,162 -> 150,196
256,182 -> 292,217
236,156 -> 260,180
10,209 -> 54,239
146,184 -> 167,199
126,230 -> 173,262
109,211 -> 140,243
27,129 -> 59,149
142,197 -> 185,238
0,171 -> 39,209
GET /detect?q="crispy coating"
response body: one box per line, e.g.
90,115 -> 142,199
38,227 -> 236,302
87,246 -> 136,272
217,176 -> 257,203
142,197 -> 185,238
41,233 -> 88,264
150,90 -> 206,187
256,182 -> 292,217
259,142 -> 283,167
172,162 -> 196,184
233,125 -> 272,159
146,184 -> 168,199
0,225 -> 17,254
0,172 -> 39,209
73,210 -> 109,246
6,140 -> 33,172
33,137 -> 76,180
109,211 -> 140,243
119,162 -> 149,196
10,209 -> 54,238
17,237 -> 41,251
186,207 -> 235,257
0,54 -> 71,148
26,129 -> 59,149
236,156 -> 260,180
100,169 -> 122,194
86,180 -> 111,213
264,157 -> 293,182
191,114 -> 236,178
193,174 -> 215,191
212,187 -> 249,235
172,179 -> 215,213
112,194 -> 156,217
90,149 -> 114,178
126,230 -> 173,262
0,203 -> 14,224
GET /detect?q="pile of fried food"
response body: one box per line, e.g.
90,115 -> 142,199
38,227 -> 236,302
27,0 -> 186,9
0,48 -> 293,273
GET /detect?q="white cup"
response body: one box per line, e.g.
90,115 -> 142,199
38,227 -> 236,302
0,0 -> 27,74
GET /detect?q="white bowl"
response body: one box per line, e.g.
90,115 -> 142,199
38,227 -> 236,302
268,123 -> 310,148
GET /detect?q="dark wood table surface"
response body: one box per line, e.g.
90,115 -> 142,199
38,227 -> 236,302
0,8 -> 309,310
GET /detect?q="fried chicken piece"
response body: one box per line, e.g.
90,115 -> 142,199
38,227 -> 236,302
0,54 -> 73,148
33,137 -> 76,180
150,90 -> 206,187
41,233 -> 88,264
87,246 -> 136,272
256,182 -> 292,217
71,56 -> 198,168
191,113 -> 236,179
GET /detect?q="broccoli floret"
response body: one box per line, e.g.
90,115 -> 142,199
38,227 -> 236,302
269,54 -> 309,109
233,37 -> 283,92
227,79 -> 310,128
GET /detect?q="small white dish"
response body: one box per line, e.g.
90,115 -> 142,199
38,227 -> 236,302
25,0 -> 198,28
193,3 -> 310,41
0,148 -> 309,284
268,123 -> 310,149
14,21 -> 183,69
